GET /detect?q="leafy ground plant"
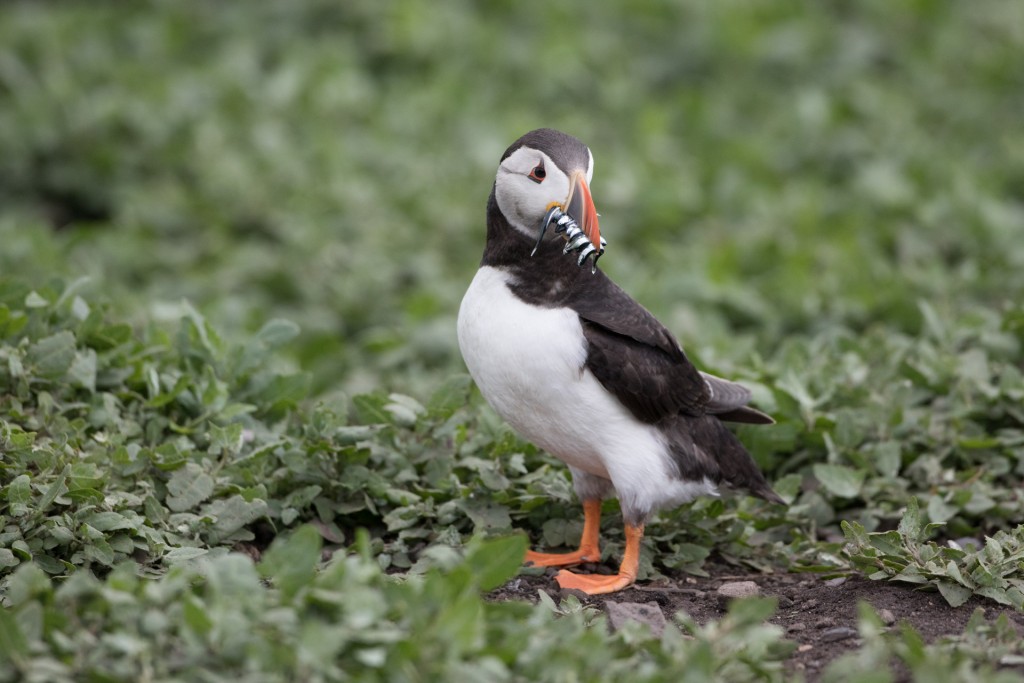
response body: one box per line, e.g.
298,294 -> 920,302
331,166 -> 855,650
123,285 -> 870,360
821,603 -> 1024,683
0,277 -> 309,578
0,528 -> 796,683
843,498 -> 1024,609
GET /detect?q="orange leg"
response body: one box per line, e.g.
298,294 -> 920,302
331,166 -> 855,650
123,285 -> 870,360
523,499 -> 602,568
554,524 -> 644,595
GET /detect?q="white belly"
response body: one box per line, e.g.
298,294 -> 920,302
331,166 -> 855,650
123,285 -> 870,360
457,266 -> 717,514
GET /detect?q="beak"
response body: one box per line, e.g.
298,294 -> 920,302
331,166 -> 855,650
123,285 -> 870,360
564,171 -> 601,251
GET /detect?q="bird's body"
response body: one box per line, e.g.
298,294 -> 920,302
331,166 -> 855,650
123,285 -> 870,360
459,265 -> 718,521
458,129 -> 782,594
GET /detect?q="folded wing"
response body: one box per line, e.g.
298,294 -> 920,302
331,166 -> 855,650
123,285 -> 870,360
567,272 -> 770,425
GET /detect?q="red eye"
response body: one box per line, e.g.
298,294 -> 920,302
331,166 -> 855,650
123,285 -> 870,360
528,163 -> 546,183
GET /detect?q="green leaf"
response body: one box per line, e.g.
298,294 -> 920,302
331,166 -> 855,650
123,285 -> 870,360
258,373 -> 311,407
898,497 -> 922,540
7,564 -> 52,606
24,291 -> 49,308
984,536 -> 1004,564
166,462 -> 215,512
26,330 -> 77,378
0,609 -> 27,668
0,305 -> 28,338
82,537 -> 116,566
203,495 -> 268,542
813,463 -> 865,498
5,474 -> 32,515
458,499 -> 512,531
926,495 -> 958,525
71,295 -> 91,321
936,580 -> 973,607
0,548 -> 19,569
82,512 -> 136,532
182,595 -> 213,636
69,463 -> 103,490
208,423 -> 243,455
385,393 -> 424,426
257,318 -> 300,348
352,394 -> 391,424
259,525 -> 322,600
841,520 -> 869,545
67,349 -> 97,392
464,535 -> 528,591
428,374 -> 472,417
975,586 -> 1013,606
945,561 -> 969,587
163,547 -> 209,564
36,466 -> 69,515
866,530 -> 905,558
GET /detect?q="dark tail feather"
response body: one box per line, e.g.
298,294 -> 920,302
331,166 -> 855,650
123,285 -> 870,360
749,480 -> 786,506
669,415 -> 786,506
713,405 -> 776,425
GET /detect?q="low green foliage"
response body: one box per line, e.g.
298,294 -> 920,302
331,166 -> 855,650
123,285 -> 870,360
822,604 -> 1024,683
0,528 -> 797,683
843,498 -> 1024,609
1,277 -> 305,577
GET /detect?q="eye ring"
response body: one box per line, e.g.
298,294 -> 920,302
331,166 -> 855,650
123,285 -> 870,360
528,163 -> 546,183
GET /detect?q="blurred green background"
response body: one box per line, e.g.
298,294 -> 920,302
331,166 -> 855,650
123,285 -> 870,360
2,0 -> 1022,401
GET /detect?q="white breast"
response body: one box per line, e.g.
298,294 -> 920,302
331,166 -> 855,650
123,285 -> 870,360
457,266 -> 717,516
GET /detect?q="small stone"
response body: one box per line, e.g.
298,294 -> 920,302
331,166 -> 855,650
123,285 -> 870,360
803,598 -> 819,609
716,581 -> 760,602
797,644 -> 813,653
788,622 -> 807,632
777,595 -> 794,608
879,608 -> 896,625
606,601 -> 667,637
821,626 -> 859,643
824,577 -> 847,588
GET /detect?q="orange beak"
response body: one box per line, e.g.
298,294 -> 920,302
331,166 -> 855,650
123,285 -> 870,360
564,171 -> 601,251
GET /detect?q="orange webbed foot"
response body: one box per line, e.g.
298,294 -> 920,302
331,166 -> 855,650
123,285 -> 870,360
554,569 -> 636,594
551,523 -> 644,596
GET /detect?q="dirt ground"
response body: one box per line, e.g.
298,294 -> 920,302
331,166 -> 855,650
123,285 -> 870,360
489,563 -> 1024,681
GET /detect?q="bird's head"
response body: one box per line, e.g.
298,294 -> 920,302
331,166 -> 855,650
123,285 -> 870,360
494,129 -> 602,264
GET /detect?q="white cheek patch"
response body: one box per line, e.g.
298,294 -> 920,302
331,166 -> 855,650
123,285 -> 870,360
495,149 -> 571,239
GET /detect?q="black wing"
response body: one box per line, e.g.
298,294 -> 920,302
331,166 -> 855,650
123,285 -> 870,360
565,272 -> 710,423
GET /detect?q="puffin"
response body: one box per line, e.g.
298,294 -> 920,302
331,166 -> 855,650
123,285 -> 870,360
457,128 -> 784,595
